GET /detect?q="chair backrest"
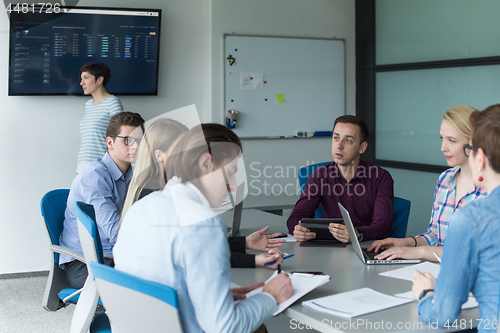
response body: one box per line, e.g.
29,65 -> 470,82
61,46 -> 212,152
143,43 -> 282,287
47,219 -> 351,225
75,201 -> 104,269
297,162 -> 411,237
41,189 -> 70,263
390,197 -> 411,238
89,262 -> 183,333
298,161 -> 331,218
71,202 -> 104,333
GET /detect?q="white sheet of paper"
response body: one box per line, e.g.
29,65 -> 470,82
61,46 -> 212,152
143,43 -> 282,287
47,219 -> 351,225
394,291 -> 478,309
240,73 -> 264,91
379,261 -> 441,281
303,288 -> 413,318
246,270 -> 330,316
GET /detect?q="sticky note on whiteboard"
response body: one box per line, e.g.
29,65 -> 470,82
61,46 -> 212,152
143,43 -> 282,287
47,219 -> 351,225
276,94 -> 285,103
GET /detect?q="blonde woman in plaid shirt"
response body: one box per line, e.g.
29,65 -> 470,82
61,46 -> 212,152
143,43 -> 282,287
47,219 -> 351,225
369,105 -> 486,261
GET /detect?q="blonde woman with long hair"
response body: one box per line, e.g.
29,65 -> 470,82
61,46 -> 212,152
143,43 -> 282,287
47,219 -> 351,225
120,118 -> 188,225
369,105 -> 486,261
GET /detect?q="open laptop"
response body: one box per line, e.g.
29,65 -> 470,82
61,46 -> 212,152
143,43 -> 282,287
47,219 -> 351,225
338,203 -> 421,265
226,182 -> 245,237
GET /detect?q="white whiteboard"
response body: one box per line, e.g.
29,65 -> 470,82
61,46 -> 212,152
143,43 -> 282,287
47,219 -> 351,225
224,35 -> 345,138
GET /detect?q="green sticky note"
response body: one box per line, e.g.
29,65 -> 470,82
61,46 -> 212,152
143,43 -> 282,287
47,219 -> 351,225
276,94 -> 285,103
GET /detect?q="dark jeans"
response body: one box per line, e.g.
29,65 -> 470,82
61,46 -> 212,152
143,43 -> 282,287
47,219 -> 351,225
65,258 -> 114,289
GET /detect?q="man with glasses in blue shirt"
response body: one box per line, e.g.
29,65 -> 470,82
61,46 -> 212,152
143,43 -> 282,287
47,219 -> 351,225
59,112 -> 145,289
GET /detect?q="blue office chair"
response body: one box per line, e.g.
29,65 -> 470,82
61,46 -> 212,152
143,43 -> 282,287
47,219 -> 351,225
41,189 -> 86,311
297,161 -> 331,219
390,197 -> 411,238
88,262 -> 184,333
71,201 -> 106,333
297,161 -> 411,238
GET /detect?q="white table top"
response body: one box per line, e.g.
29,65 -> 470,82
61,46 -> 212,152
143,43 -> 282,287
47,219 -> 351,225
231,209 -> 479,333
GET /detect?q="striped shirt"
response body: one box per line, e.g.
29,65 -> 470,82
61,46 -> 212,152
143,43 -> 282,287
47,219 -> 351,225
76,95 -> 123,173
418,166 -> 486,246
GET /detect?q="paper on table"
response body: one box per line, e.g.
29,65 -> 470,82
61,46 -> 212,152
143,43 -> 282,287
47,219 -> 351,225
394,291 -> 478,309
302,288 -> 413,318
379,262 -> 441,281
246,270 -> 330,316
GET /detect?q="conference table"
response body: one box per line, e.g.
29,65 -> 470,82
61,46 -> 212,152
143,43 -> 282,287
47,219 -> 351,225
228,208 -> 480,333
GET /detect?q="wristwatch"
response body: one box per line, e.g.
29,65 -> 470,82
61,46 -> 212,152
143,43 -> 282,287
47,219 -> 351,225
418,289 -> 434,300
356,229 -> 363,241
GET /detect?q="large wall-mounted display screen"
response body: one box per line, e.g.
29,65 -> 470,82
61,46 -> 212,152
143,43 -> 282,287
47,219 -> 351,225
9,6 -> 161,95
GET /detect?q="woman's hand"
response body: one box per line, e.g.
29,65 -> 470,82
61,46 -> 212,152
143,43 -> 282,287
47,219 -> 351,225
412,270 -> 436,300
368,237 -> 415,253
374,246 -> 424,260
255,248 -> 284,269
246,226 -> 284,251
231,282 -> 265,300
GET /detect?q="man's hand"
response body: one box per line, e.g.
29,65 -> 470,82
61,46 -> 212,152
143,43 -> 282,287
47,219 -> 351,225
328,223 -> 350,243
246,226 -> 284,251
231,282 -> 265,301
293,221 -> 316,241
411,270 -> 436,300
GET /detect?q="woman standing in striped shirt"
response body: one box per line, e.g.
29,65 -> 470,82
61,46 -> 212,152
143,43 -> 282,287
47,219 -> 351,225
369,105 -> 486,261
76,62 -> 123,173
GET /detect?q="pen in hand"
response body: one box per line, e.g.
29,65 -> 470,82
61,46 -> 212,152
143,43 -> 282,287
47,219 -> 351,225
278,263 -> 281,274
433,251 -> 442,263
264,254 -> 295,266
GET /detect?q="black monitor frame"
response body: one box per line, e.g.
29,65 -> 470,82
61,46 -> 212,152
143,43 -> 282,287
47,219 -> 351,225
8,6 -> 162,96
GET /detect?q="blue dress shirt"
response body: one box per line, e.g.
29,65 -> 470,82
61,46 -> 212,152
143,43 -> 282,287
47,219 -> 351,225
59,152 -> 132,266
114,179 -> 277,333
418,186 -> 500,333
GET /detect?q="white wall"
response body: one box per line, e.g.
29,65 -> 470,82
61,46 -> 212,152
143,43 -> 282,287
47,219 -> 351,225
211,0 -> 356,201
0,0 -> 210,274
0,0 -> 355,274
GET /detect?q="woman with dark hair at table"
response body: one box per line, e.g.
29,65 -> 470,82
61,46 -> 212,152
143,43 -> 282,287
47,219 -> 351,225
119,120 -> 285,269
114,124 -> 293,333
412,104 -> 500,333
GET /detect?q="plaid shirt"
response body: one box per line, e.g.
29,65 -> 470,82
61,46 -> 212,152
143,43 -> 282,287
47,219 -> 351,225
418,166 -> 486,246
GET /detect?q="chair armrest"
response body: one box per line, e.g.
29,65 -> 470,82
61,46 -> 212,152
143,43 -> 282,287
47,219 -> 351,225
50,245 -> 86,263
103,254 -> 113,260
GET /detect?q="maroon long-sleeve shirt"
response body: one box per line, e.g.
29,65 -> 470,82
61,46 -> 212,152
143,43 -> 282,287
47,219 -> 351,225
287,161 -> 394,241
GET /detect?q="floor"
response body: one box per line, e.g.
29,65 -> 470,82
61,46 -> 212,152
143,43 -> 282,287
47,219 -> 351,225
0,272 -> 74,333
0,271 -> 315,333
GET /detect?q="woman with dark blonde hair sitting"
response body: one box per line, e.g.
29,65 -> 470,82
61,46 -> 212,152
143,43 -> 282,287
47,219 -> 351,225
121,120 -> 286,268
114,124 -> 293,333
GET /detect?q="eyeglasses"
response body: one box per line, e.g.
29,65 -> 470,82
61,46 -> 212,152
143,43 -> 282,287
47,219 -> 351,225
463,144 -> 473,157
463,144 -> 492,160
111,135 -> 142,146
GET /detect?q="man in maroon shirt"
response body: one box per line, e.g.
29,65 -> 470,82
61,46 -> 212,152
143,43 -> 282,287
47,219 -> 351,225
288,115 -> 394,243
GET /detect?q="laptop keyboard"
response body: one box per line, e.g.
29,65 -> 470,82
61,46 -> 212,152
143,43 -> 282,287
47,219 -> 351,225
362,248 -> 378,260
362,247 -> 387,261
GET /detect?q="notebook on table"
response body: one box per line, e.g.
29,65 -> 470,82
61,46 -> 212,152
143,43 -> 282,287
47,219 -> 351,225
338,203 -> 421,265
